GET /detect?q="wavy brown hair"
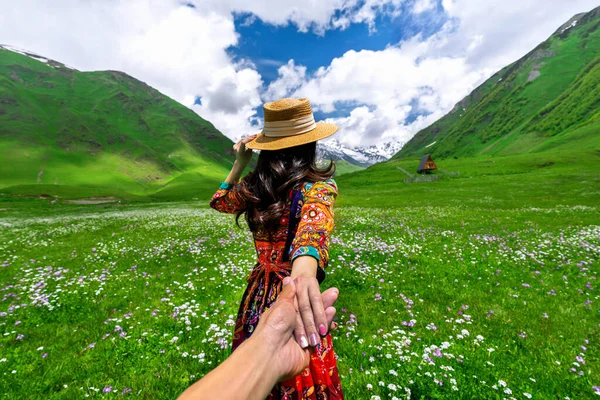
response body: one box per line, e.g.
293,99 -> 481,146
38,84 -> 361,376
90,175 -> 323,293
234,142 -> 335,233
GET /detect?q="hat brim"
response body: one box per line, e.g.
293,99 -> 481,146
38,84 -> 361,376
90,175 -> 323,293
246,122 -> 338,151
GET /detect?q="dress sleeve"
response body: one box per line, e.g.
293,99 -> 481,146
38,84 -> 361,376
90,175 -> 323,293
209,182 -> 246,214
289,179 -> 337,269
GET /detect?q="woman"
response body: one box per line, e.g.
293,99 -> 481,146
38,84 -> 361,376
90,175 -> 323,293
209,98 -> 344,399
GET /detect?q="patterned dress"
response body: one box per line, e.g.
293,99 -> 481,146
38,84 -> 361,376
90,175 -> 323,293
210,178 -> 344,400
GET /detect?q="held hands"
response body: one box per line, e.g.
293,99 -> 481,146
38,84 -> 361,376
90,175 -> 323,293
233,134 -> 257,167
253,277 -> 339,382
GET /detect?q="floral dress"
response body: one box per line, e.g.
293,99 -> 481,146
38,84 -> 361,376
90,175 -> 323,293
210,178 -> 344,400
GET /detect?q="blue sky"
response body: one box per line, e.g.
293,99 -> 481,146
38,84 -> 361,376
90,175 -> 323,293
2,0 -> 597,147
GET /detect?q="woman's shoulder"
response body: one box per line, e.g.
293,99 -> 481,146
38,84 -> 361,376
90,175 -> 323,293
302,178 -> 337,198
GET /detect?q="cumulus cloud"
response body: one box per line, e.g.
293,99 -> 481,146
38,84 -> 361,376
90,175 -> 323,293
264,60 -> 307,101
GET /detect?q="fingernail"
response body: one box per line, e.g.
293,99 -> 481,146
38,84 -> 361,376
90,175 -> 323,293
282,277 -> 291,286
299,336 -> 309,348
309,333 -> 319,347
319,324 -> 327,336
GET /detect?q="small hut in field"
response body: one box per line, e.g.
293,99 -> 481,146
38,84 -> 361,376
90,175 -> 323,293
417,154 -> 437,174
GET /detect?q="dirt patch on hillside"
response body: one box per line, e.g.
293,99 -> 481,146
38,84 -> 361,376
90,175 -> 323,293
528,62 -> 545,81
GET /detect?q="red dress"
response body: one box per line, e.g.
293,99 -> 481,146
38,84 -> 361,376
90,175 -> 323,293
210,178 -> 344,400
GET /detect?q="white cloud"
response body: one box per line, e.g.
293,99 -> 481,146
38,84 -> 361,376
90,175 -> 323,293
412,0 -> 435,14
265,60 -> 307,101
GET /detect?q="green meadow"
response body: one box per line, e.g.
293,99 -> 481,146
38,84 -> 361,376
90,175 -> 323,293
1,150 -> 599,399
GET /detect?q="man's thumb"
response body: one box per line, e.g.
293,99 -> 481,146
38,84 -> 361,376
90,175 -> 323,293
280,276 -> 296,301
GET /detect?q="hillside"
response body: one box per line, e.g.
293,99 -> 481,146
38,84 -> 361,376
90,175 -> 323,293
0,45 -> 234,200
395,6 -> 600,159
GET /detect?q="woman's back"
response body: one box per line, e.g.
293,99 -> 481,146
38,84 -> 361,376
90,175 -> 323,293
211,178 -> 337,270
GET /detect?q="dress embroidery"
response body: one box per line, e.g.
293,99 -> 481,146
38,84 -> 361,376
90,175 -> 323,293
210,178 -> 343,400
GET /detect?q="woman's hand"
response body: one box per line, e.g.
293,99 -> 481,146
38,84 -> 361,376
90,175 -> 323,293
233,134 -> 257,167
292,275 -> 329,349
290,256 -> 328,349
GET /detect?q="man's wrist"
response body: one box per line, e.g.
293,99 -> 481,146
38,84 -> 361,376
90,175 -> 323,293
240,334 -> 281,391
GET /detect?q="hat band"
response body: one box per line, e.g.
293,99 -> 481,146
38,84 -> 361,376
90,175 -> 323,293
262,114 -> 317,137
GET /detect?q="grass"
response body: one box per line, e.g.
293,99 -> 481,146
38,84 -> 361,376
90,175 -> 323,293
1,150 -> 599,399
337,149 -> 600,213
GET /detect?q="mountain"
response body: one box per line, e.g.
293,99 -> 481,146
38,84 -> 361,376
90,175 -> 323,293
318,139 -> 403,169
395,6 -> 600,159
0,45 -> 234,200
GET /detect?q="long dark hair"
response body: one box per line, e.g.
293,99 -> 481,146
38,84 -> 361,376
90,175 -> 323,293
235,142 -> 335,233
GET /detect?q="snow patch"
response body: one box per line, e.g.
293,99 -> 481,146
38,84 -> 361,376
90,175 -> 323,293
29,55 -> 49,64
561,20 -> 578,33
425,141 -> 436,148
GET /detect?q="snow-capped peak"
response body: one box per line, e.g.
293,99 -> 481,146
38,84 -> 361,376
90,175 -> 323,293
318,139 -> 403,167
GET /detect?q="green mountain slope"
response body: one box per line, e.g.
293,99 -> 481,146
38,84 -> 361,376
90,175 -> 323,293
395,6 -> 600,159
0,46 -> 233,200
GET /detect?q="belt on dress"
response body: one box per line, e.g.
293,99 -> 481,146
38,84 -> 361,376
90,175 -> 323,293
243,261 -> 292,315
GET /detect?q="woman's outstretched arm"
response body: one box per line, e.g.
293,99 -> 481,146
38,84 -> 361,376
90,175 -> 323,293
289,179 -> 337,349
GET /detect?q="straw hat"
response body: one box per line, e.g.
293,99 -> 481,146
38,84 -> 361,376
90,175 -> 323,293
245,98 -> 338,150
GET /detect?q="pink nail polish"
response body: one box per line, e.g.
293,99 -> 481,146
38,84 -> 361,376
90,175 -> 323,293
319,324 -> 327,336
309,333 -> 318,347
